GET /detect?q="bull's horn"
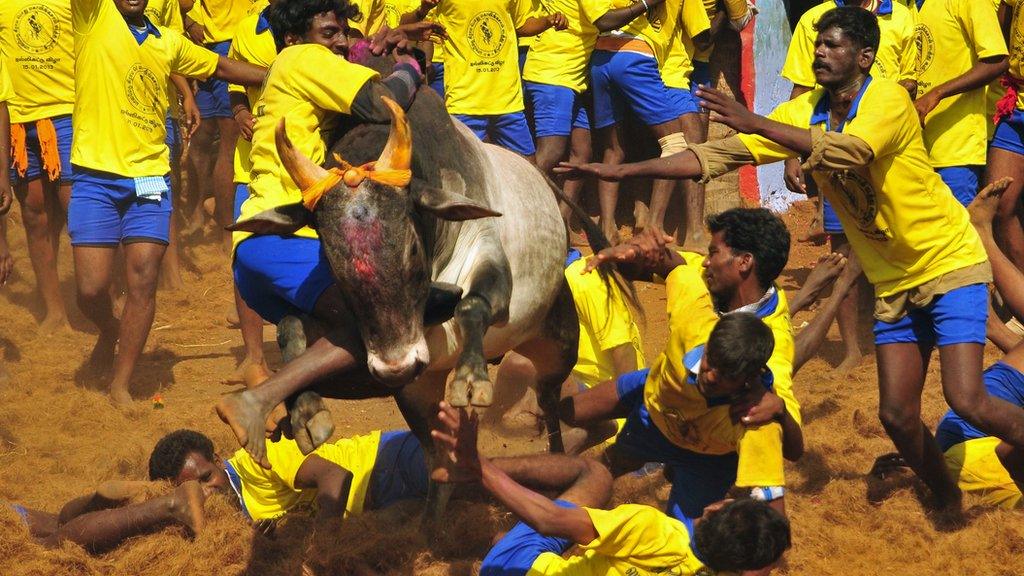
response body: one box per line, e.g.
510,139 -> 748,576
275,118 -> 330,191
377,96 -> 412,172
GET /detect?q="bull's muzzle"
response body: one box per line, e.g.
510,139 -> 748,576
367,343 -> 429,387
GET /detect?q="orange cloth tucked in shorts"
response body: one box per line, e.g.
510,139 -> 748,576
10,119 -> 61,181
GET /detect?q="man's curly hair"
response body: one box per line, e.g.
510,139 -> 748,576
706,208 -> 790,289
265,0 -> 360,51
148,429 -> 215,481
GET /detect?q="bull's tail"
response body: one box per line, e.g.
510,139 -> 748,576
542,176 -> 644,324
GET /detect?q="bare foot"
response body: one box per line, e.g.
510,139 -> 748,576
81,334 -> 117,382
169,480 -> 206,536
797,218 -> 828,245
225,307 -> 240,328
800,253 -> 847,304
968,176 -> 1013,232
38,312 -> 69,335
834,352 -> 864,375
240,360 -> 272,389
216,389 -> 273,468
96,480 -> 163,504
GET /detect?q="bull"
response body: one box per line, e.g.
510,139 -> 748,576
224,73 -> 622,518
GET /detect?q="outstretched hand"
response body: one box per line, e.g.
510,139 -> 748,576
554,161 -> 623,181
431,402 -> 483,482
696,86 -> 761,134
371,21 -> 448,55
582,227 -> 677,276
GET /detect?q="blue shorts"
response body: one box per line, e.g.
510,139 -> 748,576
195,41 -> 232,119
613,369 -> 739,521
518,45 -> 529,73
232,234 -> 334,324
68,169 -> 172,246
822,197 -> 843,234
165,113 -> 181,150
666,87 -> 702,116
691,59 -> 712,89
936,361 -> 1024,451
233,183 -> 248,221
480,500 -> 577,576
590,49 -> 687,130
991,108 -> 1024,156
873,282 -> 988,347
10,115 -> 74,183
523,82 -> 590,137
429,62 -> 445,97
453,112 -> 536,156
367,431 -> 429,510
937,165 -> 983,207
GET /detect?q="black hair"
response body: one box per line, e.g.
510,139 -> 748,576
265,0 -> 359,51
148,429 -> 215,481
705,312 -> 774,381
694,499 -> 792,572
814,6 -> 881,53
706,208 -> 790,290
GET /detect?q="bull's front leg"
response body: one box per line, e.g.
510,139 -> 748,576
449,258 -> 511,408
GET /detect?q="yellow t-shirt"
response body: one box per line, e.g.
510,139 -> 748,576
236,43 -> 379,249
0,0 -> 75,123
378,0 -> 420,31
145,0 -> 184,31
916,0 -> 1008,167
565,258 -> 646,389
522,0 -> 613,92
642,260 -> 788,489
1005,0 -> 1024,110
737,78 -> 988,297
0,59 -> 13,103
228,432 -> 383,521
528,505 -> 707,575
945,437 -> 1022,509
437,0 -> 533,115
348,0 -> 386,37
188,0 -> 253,43
661,0 -> 712,90
71,0 -> 220,178
611,0 -> 683,67
227,10 -> 276,185
781,1 -> 917,89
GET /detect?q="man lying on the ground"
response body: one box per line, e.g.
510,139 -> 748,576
432,401 -> 792,576
871,179 -> 1024,510
6,480 -> 205,554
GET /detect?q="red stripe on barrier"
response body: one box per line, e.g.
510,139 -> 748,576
738,1 -> 760,206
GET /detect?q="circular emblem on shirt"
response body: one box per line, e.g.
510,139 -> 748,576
467,11 -> 507,58
125,64 -> 163,116
827,169 -> 888,241
383,4 -> 401,29
13,4 -> 61,54
914,24 -> 934,75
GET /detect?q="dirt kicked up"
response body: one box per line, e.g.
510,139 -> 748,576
0,203 -> 1021,575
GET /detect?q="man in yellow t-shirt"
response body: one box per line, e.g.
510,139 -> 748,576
915,0 -> 1008,206
150,428 -> 430,522
872,188 -> 1024,510
435,0 -> 565,160
0,0 -> 76,332
559,6 -> 1024,516
987,0 -> 1024,272
69,0 -> 265,406
432,402 -> 792,576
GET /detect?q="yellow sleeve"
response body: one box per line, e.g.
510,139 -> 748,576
72,0 -> 105,32
580,0 -> 615,24
780,11 -> 817,88
683,0 -> 711,39
293,49 -> 380,115
735,100 -> 804,165
735,422 -> 786,487
0,60 -> 12,103
897,14 -> 918,83
843,81 -> 914,160
582,505 -> 699,568
959,0 -> 1009,60
166,0 -> 185,32
167,28 -> 221,80
265,438 -> 314,489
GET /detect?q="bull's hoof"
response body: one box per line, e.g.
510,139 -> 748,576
290,391 -> 334,454
449,382 -> 470,407
470,381 -> 493,407
277,315 -> 307,363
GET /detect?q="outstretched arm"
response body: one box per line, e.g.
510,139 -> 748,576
433,403 -> 612,545
212,57 -> 267,87
914,56 -> 1008,125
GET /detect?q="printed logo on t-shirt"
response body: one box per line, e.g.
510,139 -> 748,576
14,4 -> 61,54
383,3 -> 402,29
468,11 -> 507,58
826,169 -> 889,241
125,63 -> 162,117
914,23 -> 934,74
872,59 -> 888,80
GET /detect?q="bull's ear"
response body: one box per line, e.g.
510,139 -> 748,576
226,203 -> 314,234
411,172 -> 501,221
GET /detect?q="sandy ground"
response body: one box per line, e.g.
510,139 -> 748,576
1,194 -> 1023,575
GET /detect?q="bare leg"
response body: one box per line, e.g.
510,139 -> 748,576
559,127 -> 592,227
104,242 -> 166,405
235,284 -> 269,377
970,178 -> 1024,319
645,117 -> 686,240
792,254 -> 860,373
787,252 -> 846,314
679,113 -> 707,250
185,120 -> 217,236
595,125 -> 624,244
53,481 -> 205,553
72,246 -> 119,381
212,118 -> 239,254
829,234 -> 865,373
160,141 -> 185,291
989,147 -> 1024,270
940,342 -> 1024,453
876,342 -> 961,511
15,177 -> 68,332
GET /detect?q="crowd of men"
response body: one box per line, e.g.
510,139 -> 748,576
1,0 -> 1023,574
